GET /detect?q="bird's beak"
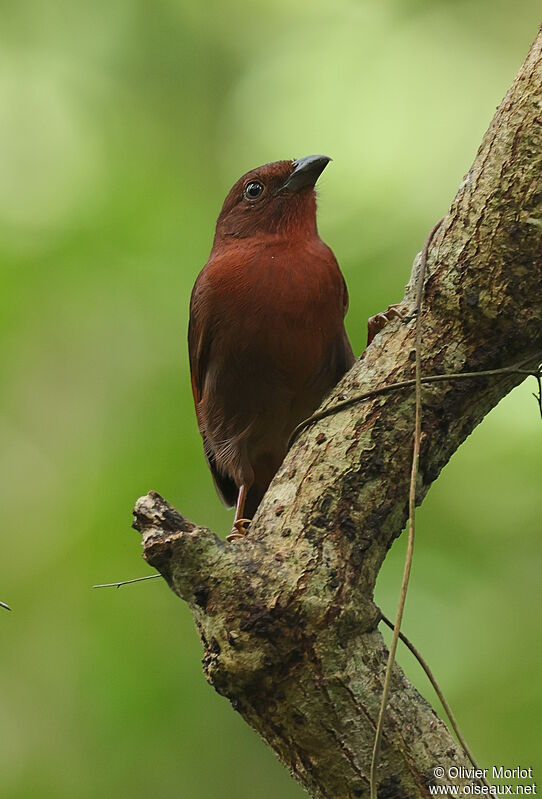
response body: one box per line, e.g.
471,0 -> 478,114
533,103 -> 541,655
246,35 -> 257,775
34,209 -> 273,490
280,154 -> 331,192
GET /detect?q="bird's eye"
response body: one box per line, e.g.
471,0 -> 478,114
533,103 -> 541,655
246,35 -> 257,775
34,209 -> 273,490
244,181 -> 264,201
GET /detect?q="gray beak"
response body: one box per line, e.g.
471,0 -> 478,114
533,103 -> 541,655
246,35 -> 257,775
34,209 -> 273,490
280,154 -> 331,192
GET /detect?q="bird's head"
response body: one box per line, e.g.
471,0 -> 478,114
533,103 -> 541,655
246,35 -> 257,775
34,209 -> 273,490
212,155 -> 331,244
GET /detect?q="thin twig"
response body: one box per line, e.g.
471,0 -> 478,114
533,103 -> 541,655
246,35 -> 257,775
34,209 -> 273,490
92,574 -> 160,589
379,613 -> 490,788
532,371 -> 542,419
370,218 -> 443,799
287,353 -> 542,450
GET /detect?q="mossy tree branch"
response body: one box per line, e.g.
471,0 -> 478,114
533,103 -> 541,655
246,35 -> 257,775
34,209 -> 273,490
133,29 -> 542,799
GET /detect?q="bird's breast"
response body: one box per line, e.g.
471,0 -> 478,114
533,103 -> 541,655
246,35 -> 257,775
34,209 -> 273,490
203,237 -> 346,383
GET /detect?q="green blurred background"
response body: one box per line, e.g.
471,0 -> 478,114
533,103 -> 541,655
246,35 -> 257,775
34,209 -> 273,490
1,1 -> 541,797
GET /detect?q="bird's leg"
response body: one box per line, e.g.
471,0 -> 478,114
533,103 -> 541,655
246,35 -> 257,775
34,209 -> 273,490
367,303 -> 408,345
226,485 -> 251,542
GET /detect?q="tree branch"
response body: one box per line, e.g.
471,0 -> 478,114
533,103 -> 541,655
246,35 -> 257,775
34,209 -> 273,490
133,29 -> 542,799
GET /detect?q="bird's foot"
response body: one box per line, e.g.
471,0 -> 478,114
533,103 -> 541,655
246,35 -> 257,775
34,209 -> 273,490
367,303 -> 409,345
226,518 -> 251,542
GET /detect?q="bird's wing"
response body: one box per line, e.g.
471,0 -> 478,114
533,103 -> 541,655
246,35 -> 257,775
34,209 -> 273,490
327,248 -> 355,370
187,279 -> 208,412
188,276 -> 238,508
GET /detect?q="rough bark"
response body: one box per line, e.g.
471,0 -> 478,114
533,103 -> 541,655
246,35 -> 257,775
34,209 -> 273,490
133,30 -> 542,799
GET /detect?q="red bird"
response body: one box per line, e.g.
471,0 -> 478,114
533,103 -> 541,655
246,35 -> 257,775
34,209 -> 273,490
189,156 -> 355,540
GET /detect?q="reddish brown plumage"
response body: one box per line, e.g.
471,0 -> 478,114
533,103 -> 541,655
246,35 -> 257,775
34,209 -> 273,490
188,156 -> 354,528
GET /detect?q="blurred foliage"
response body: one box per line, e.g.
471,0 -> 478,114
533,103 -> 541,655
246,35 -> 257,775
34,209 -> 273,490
1,1 -> 541,797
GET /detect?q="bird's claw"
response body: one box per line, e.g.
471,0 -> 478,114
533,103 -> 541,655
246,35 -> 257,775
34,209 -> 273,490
367,303 -> 409,345
226,518 -> 251,542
